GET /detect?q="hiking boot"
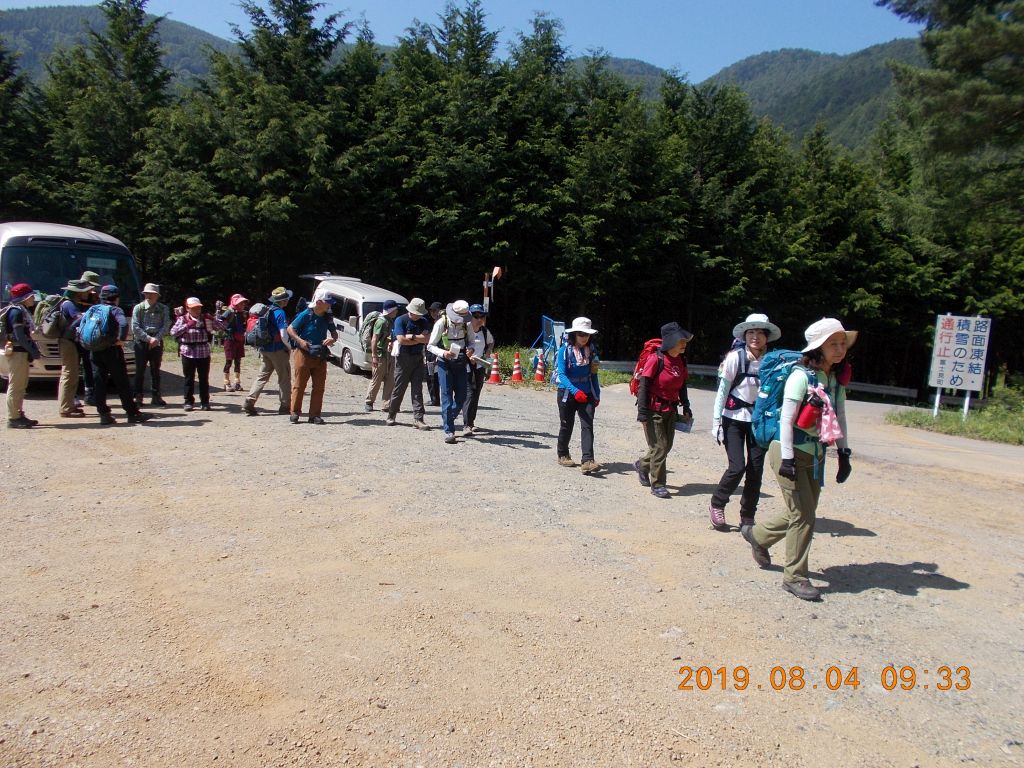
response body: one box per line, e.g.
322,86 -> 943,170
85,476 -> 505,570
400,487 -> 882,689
151,395 -> 167,407
580,460 -> 601,474
463,425 -> 474,437
289,414 -> 300,424
19,414 -> 38,426
60,410 -> 86,418
308,416 -> 325,425
651,485 -> 671,499
278,405 -> 290,415
557,455 -> 576,467
99,413 -> 116,425
223,378 -> 232,391
200,403 -> 212,411
633,460 -> 651,487
134,395 -> 144,408
414,420 -> 430,431
243,399 -> 258,416
364,402 -> 373,413
740,516 -> 755,528
709,505 -> 728,531
233,381 -> 243,392
741,525 -> 772,569
183,403 -> 194,412
127,412 -> 152,424
444,432 -> 457,444
385,417 -> 396,426
7,416 -> 34,429
782,580 -> 821,601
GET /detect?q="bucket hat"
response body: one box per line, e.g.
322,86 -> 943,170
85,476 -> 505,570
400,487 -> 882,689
802,317 -> 858,353
566,317 -> 598,335
80,271 -> 102,287
733,313 -> 781,343
447,300 -> 470,324
142,282 -> 161,295
407,298 -> 428,317
659,322 -> 693,351
268,287 -> 293,303
185,296 -> 203,308
62,279 -> 93,294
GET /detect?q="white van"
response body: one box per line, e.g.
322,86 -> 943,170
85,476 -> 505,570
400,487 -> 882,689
1,221 -> 141,388
307,274 -> 407,374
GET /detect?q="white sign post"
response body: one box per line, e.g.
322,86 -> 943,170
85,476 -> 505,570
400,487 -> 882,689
927,314 -> 991,419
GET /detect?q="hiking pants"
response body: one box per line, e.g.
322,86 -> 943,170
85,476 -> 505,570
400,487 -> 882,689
181,356 -> 211,406
639,409 -> 676,487
133,341 -> 164,398
426,358 -> 440,405
5,350 -> 31,420
751,441 -> 821,584
79,346 -> 94,394
291,349 -> 327,417
365,353 -> 395,409
462,364 -> 487,427
92,346 -> 138,417
437,356 -> 468,434
711,416 -> 767,519
58,338 -> 80,414
556,388 -> 595,462
388,351 -> 426,422
247,349 -> 291,409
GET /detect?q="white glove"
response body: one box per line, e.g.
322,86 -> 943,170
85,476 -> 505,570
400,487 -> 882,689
711,421 -> 723,445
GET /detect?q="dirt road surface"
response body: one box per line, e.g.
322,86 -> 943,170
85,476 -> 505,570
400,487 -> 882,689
2,358 -> 1022,767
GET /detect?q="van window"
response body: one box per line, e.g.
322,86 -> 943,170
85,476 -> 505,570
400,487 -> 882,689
361,301 -> 407,322
336,298 -> 358,325
1,243 -> 142,304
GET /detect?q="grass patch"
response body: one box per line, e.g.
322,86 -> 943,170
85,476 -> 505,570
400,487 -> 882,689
885,386 -> 1024,445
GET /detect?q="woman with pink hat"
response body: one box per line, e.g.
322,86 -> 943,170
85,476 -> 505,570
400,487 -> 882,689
740,317 -> 857,602
218,293 -> 250,391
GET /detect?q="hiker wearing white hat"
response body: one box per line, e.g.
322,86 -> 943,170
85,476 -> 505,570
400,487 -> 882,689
131,282 -> 171,407
555,317 -> 602,474
427,300 -> 473,443
707,313 -> 781,530
385,298 -> 432,429
741,317 -> 857,602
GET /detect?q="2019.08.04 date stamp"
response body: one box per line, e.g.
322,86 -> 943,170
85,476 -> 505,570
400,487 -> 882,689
676,665 -> 971,692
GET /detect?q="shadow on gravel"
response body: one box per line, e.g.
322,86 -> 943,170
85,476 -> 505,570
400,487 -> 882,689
816,518 -> 877,537
484,429 -> 555,450
820,561 -> 969,596
672,483 -> 720,497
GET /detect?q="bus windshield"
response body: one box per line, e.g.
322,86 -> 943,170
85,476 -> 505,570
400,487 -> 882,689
1,243 -> 143,305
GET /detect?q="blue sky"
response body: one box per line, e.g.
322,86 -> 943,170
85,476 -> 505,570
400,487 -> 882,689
0,0 -> 923,81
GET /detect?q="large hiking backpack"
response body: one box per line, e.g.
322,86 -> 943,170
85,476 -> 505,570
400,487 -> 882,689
751,349 -> 813,448
40,297 -> 68,339
0,304 -> 17,345
77,304 -> 117,351
629,338 -> 664,397
359,310 -> 384,352
33,294 -> 62,328
244,303 -> 273,347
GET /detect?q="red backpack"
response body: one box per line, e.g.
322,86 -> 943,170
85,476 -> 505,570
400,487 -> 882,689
629,338 -> 664,396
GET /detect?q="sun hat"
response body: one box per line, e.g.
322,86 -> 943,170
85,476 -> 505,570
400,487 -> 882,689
9,283 -> 33,303
60,278 -> 94,294
407,298 -> 428,317
99,284 -> 120,301
185,296 -> 203,308
446,300 -> 471,325
801,317 -> 858,353
468,303 -> 487,315
659,322 -> 693,352
80,271 -> 101,287
383,299 -> 399,313
733,313 -> 781,343
268,287 -> 293,303
229,293 -> 249,309
566,317 -> 598,335
142,282 -> 161,295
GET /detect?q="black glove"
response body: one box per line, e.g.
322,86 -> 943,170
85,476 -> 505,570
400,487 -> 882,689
836,450 -> 852,483
637,407 -> 650,423
682,406 -> 693,421
778,458 -> 797,481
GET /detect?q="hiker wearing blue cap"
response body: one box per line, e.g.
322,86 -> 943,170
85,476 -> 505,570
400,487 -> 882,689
364,299 -> 399,413
286,293 -> 338,424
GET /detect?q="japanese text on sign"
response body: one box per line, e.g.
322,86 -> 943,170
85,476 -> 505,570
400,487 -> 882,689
928,315 -> 990,392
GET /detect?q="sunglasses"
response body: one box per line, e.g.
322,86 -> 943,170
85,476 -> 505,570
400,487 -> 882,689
472,313 -> 486,318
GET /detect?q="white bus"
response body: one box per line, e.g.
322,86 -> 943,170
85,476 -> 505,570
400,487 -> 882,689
1,221 -> 142,387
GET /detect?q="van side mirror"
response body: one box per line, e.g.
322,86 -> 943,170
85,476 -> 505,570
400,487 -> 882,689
349,315 -> 358,328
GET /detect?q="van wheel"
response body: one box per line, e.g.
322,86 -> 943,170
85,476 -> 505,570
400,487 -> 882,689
341,348 -> 355,374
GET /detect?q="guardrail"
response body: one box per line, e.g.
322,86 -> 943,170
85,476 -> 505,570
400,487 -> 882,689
601,361 -> 918,400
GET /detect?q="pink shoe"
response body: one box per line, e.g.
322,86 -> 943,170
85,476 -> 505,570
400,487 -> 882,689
709,504 -> 728,530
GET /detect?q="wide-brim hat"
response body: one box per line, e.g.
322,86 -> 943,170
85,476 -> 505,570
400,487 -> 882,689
802,317 -> 859,353
268,287 -> 293,303
80,271 -> 102,287
407,298 -> 428,317
142,282 -> 161,295
660,322 -> 693,351
446,301 -> 470,325
733,313 -> 781,343
566,317 -> 598,335
62,279 -> 93,294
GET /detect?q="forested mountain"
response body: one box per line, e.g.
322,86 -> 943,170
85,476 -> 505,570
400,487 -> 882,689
710,39 -> 926,149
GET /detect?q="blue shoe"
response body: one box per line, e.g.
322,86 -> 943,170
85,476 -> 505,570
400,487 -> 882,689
633,460 -> 651,487
651,485 -> 670,499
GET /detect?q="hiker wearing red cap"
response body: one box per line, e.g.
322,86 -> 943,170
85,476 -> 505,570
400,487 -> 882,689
2,283 -> 41,428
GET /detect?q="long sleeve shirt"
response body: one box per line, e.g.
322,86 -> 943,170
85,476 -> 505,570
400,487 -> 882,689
5,303 -> 40,358
171,312 -> 224,359
132,300 -> 171,345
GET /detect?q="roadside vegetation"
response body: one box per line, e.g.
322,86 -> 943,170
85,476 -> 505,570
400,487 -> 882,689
885,385 -> 1024,445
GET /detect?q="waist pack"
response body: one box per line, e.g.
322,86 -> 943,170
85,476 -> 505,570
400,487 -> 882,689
77,304 -> 118,351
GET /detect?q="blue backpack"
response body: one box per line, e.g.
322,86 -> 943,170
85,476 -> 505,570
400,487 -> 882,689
77,304 -> 118,351
751,349 -> 814,448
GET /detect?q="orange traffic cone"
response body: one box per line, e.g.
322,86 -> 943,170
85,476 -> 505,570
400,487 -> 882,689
511,351 -> 525,383
534,352 -> 546,382
487,353 -> 501,384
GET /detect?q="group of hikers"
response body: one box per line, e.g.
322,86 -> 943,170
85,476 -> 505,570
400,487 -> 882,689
4,272 -> 856,601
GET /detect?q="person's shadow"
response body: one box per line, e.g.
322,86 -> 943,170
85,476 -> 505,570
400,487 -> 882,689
815,517 -> 877,537
820,561 -> 969,596
484,428 -> 555,450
